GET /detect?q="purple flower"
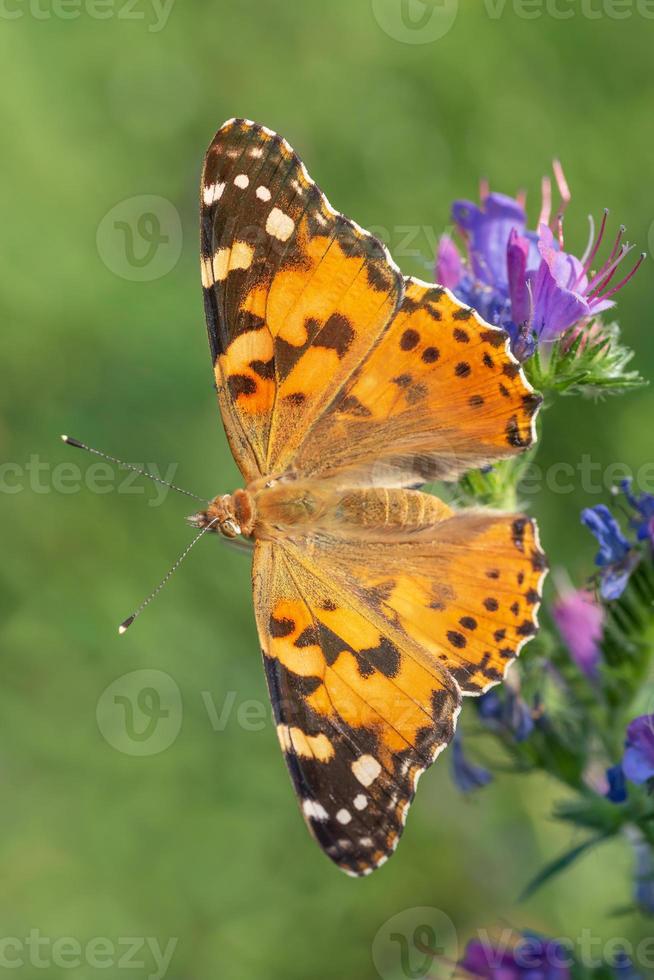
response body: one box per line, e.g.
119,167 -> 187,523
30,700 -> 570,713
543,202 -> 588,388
581,505 -> 636,600
552,588 -> 604,678
450,730 -> 492,793
438,166 -> 643,360
525,225 -> 594,342
478,688 -> 534,742
622,715 -> 654,784
621,478 -> 654,546
606,715 -> 654,806
523,222 -> 644,344
459,934 -> 571,979
452,192 -> 529,290
435,234 -> 463,290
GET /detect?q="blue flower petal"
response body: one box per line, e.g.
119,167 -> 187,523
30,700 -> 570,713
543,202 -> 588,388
450,732 -> 492,793
605,763 -> 628,803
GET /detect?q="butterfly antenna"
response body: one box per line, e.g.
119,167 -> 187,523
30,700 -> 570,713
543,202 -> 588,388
60,434 -> 207,502
118,518 -> 220,634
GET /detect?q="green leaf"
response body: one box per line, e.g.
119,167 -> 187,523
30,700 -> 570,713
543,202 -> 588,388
599,556 -> 654,710
520,834 -> 610,901
553,796 -> 626,834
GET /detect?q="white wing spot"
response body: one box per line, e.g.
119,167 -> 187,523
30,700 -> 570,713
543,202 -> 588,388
211,248 -> 230,281
352,755 -> 381,787
336,809 -> 351,825
203,181 -> 225,206
359,837 -> 373,848
256,186 -> 272,202
266,207 -> 295,242
200,256 -> 213,288
302,799 -> 328,822
234,174 -> 250,189
228,241 -> 254,272
353,794 -> 367,811
249,147 -> 264,158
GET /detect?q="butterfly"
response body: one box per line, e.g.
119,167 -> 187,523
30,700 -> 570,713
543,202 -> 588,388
195,118 -> 546,876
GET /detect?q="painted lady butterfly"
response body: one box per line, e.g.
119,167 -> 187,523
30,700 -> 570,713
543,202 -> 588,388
194,118 -> 546,876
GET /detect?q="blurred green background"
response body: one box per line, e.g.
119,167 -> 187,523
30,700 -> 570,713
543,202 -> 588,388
2,1 -> 654,977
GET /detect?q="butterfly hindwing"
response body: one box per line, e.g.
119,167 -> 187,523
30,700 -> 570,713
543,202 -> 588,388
253,539 -> 460,876
200,118 -> 404,482
276,494 -> 546,696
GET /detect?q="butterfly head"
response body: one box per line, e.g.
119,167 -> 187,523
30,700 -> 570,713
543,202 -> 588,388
187,489 -> 255,539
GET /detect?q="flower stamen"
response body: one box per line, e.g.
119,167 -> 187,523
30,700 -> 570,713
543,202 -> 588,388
600,251 -> 646,302
538,175 -> 552,228
582,207 -> 609,276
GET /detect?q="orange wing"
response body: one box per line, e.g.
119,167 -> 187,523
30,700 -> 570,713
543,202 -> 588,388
200,118 -> 403,482
292,278 -> 541,485
253,493 -> 544,875
253,538 -> 461,877
280,501 -> 546,696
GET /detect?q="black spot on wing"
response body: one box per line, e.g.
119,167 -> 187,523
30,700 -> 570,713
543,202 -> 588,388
228,374 -> 257,398
506,416 -> 531,448
400,328 -> 420,351
270,614 -> 295,638
318,313 -> 354,357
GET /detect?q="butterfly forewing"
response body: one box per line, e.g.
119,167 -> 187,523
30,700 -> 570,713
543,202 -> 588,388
200,118 -> 403,482
293,278 -> 541,486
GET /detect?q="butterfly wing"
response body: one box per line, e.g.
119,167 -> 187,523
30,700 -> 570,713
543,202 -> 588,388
253,537 -> 461,876
280,499 -> 546,697
200,118 -> 403,482
202,122 -> 546,875
291,278 -> 541,485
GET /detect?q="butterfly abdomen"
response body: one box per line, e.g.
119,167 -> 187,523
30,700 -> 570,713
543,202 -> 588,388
332,488 -> 452,534
253,482 -> 453,537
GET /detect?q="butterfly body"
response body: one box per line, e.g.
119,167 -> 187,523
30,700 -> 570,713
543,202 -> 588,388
199,118 -> 546,876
